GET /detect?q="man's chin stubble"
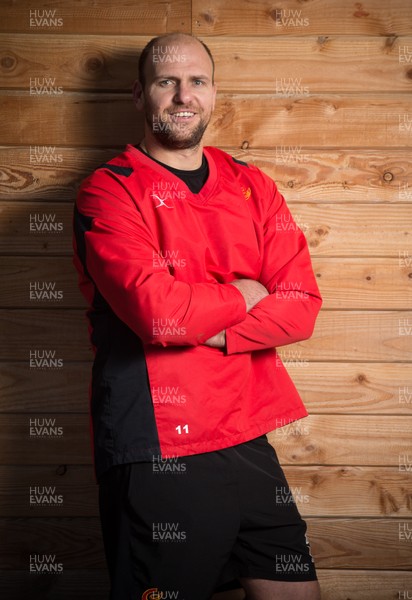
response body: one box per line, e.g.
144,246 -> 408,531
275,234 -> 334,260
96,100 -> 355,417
146,114 -> 210,150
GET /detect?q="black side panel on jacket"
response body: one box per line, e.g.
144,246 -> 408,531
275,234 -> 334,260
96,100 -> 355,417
74,204 -> 161,478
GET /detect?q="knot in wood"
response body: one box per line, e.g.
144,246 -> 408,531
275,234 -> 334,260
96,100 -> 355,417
85,56 -> 104,73
269,8 -> 282,23
1,54 -> 16,70
383,171 -> 394,182
201,10 -> 215,25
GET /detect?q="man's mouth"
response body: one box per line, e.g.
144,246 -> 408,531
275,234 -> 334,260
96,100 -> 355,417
169,111 -> 196,121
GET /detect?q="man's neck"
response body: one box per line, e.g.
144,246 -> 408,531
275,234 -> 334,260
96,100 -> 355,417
140,135 -> 204,170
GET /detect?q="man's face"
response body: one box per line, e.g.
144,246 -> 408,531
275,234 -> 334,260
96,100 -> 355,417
135,38 -> 216,150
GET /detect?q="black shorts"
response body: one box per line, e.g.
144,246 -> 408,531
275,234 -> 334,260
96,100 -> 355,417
99,435 -> 317,600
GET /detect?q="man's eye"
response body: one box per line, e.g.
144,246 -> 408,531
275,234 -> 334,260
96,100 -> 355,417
159,79 -> 173,86
194,80 -> 204,86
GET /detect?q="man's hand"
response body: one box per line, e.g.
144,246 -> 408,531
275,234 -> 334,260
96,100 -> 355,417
204,330 -> 226,348
203,280 -> 268,348
229,279 -> 269,312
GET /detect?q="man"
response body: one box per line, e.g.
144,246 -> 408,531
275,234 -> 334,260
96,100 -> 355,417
73,32 -> 322,600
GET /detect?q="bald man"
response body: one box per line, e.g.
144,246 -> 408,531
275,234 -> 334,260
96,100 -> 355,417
73,33 -> 322,600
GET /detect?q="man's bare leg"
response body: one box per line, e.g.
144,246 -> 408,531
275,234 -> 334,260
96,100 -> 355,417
240,577 -> 321,600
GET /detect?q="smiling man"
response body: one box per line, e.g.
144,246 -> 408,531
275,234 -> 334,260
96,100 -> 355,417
73,33 -> 322,600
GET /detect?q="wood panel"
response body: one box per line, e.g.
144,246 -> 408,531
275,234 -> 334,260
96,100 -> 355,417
308,518 -> 412,570
1,309 -> 412,362
285,466 -> 412,518
0,465 -> 97,517
0,309 -> 91,361
207,36 -> 412,93
311,258 -> 412,310
1,569 -> 412,600
0,0 -> 191,34
0,414 -> 91,465
269,415 -> 412,466
2,257 -> 411,310
2,34 -> 412,93
0,362 -> 90,413
0,257 -> 86,308
1,361 -> 411,415
0,414 -> 410,466
193,0 -> 412,36
0,146 -> 118,201
297,310 -> 412,362
234,149 -> 412,204
2,147 -> 411,204
316,570 -> 412,600
1,92 -> 412,148
288,362 -> 412,416
0,517 -> 411,569
2,201 -> 412,258
0,34 -> 147,92
1,465 -> 411,518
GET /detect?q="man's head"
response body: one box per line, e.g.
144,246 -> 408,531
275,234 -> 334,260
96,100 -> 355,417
133,33 -> 217,151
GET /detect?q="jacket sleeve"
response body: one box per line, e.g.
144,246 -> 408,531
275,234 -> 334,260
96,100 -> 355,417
225,183 -> 322,354
74,174 -> 247,347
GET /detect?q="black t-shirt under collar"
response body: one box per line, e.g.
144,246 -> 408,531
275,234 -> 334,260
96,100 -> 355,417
135,145 -> 209,194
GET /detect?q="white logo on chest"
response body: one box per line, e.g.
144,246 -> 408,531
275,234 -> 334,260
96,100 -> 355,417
151,193 -> 174,209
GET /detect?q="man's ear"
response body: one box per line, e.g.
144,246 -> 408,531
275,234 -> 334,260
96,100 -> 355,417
211,82 -> 217,112
132,80 -> 144,110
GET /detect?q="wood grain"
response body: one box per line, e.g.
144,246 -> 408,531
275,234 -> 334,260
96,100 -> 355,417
307,518 -> 412,569
1,464 -> 411,518
2,201 -> 412,257
207,36 -> 412,93
1,257 -> 411,309
0,517 -> 411,569
2,34 -> 412,93
0,257 -> 86,308
1,309 -> 411,362
193,0 -> 412,36
297,310 -> 412,362
0,414 -> 410,467
1,361 -> 411,415
0,361 -> 91,413
0,146 -> 119,202
232,148 -> 412,204
2,147 -> 411,203
268,414 -> 412,466
0,34 -> 148,92
310,258 -> 412,310
317,570 -> 412,600
286,466 -> 412,518
0,465 -> 97,517
1,92 -> 411,148
288,362 -> 412,416
0,414 -> 91,465
0,0 -> 191,34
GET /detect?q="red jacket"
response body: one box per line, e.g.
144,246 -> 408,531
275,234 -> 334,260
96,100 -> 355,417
73,145 -> 322,477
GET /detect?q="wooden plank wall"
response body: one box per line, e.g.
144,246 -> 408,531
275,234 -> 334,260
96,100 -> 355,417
0,0 -> 411,598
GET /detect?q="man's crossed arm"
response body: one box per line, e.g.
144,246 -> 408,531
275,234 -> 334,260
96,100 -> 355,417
204,279 -> 268,348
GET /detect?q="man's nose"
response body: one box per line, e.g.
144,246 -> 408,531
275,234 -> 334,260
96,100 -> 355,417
173,82 -> 193,104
